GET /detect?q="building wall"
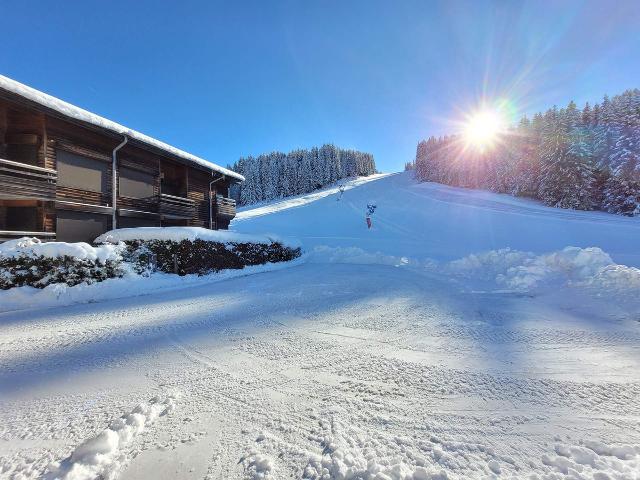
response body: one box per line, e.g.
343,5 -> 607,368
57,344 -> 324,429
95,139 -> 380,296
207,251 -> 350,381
0,94 -> 236,243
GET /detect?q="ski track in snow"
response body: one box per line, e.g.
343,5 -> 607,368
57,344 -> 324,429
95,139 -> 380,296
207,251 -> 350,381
1,172 -> 640,479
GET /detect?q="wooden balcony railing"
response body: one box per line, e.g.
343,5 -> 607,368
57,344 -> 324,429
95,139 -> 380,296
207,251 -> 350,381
159,193 -> 196,219
0,158 -> 57,201
215,195 -> 236,219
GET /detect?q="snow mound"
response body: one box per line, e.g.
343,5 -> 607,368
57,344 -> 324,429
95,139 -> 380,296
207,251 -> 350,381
307,244 -> 640,311
95,226 -> 298,248
241,451 -> 275,479
447,246 -> 640,295
0,237 -> 123,262
542,440 -> 639,478
44,392 -> 179,480
308,245 -> 415,267
302,414 -> 503,480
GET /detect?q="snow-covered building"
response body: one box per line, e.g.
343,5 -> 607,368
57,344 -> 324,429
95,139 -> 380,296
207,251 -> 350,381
0,75 -> 244,243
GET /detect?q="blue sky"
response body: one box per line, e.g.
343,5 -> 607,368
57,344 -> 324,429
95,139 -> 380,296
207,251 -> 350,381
1,0 -> 639,172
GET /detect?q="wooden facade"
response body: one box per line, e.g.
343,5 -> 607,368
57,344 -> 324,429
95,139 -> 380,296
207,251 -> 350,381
0,83 -> 240,243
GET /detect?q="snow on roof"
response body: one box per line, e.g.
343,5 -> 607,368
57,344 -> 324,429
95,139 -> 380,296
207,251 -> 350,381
95,226 -> 300,248
0,75 -> 244,182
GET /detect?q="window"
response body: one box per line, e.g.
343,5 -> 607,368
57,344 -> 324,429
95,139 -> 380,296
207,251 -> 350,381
117,216 -> 159,228
56,210 -> 111,243
5,144 -> 39,165
119,167 -> 155,199
3,134 -> 39,165
2,206 -> 38,231
57,149 -> 108,192
160,163 -> 186,197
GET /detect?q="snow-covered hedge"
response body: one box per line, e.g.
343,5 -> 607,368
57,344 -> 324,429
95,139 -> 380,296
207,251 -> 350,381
0,228 -> 301,290
0,238 -> 125,290
96,227 -> 301,276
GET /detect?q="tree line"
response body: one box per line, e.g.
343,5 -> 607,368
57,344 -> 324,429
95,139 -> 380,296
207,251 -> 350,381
413,88 -> 640,215
230,144 -> 376,206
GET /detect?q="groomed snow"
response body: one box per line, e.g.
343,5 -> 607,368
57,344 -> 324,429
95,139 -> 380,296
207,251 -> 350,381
94,226 -> 298,248
0,75 -> 244,182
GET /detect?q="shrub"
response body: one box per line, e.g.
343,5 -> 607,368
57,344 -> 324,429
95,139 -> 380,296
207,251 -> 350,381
122,239 -> 301,276
0,234 -> 302,290
0,255 -> 124,290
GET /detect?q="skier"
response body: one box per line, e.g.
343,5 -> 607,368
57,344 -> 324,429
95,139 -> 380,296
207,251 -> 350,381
365,203 -> 377,229
337,184 -> 345,202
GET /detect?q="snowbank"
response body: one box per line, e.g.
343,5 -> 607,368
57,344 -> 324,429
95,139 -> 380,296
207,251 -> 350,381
44,392 -> 179,480
0,237 -> 123,262
241,451 -> 275,479
541,440 -> 639,478
95,226 -> 299,248
308,245 -> 415,267
0,75 -> 244,181
308,244 -> 640,310
445,246 -> 638,293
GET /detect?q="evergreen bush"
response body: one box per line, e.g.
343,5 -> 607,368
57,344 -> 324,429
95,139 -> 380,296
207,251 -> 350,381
122,239 -> 301,276
0,255 -> 123,290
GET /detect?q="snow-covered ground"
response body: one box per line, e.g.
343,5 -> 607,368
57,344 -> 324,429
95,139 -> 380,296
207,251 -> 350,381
1,172 -> 640,479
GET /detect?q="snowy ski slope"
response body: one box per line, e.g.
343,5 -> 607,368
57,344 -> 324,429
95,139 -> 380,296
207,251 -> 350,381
234,171 -> 640,266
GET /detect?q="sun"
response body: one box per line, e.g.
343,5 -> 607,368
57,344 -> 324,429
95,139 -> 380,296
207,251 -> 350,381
463,109 -> 505,151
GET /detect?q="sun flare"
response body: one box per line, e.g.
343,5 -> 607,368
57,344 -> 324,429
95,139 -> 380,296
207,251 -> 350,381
463,109 -> 506,151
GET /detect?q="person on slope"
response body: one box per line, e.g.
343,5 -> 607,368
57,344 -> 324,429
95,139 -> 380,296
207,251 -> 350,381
337,184 -> 346,202
365,203 -> 377,229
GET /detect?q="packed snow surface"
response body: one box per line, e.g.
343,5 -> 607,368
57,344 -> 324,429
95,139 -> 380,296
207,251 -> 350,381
1,172 -> 639,479
0,75 -> 243,181
95,226 -> 296,248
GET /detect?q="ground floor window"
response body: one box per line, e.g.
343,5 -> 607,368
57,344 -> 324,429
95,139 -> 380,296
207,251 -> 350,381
56,210 -> 111,244
0,201 -> 40,232
117,216 -> 159,228
161,218 -> 189,227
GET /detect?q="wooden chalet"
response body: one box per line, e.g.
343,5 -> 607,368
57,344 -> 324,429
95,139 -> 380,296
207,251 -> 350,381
0,75 -> 243,243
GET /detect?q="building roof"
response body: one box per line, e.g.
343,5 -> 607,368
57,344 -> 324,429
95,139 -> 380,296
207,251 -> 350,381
0,75 -> 244,182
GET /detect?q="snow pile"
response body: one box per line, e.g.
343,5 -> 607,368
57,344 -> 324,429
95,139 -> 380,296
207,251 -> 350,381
447,246 -> 640,295
44,392 -> 179,480
0,74 -> 244,181
240,451 -> 275,479
0,237 -> 123,262
304,415 -> 455,480
308,245 -> 416,267
95,226 -> 298,248
446,248 -> 533,282
541,440 -> 639,478
579,263 -> 640,301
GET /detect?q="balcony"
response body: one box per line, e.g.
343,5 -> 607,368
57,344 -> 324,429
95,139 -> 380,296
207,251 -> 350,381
0,158 -> 57,201
159,193 -> 196,219
215,195 -> 236,219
